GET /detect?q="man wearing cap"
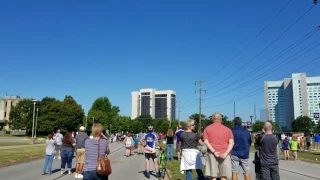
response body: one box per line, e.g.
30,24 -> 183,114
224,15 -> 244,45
75,126 -> 89,179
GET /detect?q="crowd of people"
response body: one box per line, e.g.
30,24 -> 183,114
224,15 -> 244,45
42,124 -> 110,180
174,113 -> 280,180
41,112 -> 302,180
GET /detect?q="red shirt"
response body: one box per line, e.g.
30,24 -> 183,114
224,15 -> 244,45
203,122 -> 234,154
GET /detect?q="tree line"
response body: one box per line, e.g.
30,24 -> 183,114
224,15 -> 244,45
9,96 -> 133,135
10,95 -> 319,136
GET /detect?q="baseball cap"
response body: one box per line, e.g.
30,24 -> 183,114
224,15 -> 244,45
79,126 -> 86,131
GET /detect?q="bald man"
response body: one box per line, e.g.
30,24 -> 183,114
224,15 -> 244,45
204,113 -> 234,180
257,122 -> 280,180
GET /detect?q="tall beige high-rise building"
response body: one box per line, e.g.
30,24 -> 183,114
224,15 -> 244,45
131,89 -> 176,121
0,96 -> 24,131
264,73 -> 320,131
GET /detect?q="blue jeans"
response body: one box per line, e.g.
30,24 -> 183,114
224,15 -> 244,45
185,169 -> 204,180
42,154 -> 54,174
83,170 -> 108,180
61,149 -> 73,170
166,144 -> 174,161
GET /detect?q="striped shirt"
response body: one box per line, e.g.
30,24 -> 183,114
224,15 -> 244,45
83,138 -> 109,172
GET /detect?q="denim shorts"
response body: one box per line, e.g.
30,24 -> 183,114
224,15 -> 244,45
83,170 -> 108,180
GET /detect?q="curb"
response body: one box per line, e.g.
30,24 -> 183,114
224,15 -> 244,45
165,168 -> 172,180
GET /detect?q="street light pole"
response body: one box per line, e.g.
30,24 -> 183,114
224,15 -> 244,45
35,108 -> 39,138
85,116 -> 87,128
250,115 -> 253,124
31,100 -> 37,144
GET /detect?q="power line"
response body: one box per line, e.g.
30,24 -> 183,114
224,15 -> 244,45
203,56 -> 320,109
205,39 -> 320,100
205,26 -> 319,97
206,4 -> 316,91
204,0 -> 293,82
205,31 -> 320,100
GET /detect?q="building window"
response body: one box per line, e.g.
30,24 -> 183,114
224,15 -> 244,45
4,112 -> 6,118
298,80 -> 300,83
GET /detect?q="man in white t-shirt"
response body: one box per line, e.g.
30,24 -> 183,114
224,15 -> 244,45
54,129 -> 63,159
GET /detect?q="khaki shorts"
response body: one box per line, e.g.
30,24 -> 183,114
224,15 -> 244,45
76,148 -> 86,164
205,153 -> 232,179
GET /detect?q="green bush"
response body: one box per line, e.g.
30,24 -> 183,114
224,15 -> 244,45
1,128 -> 7,132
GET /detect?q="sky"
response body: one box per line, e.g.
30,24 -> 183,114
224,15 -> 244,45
1,0 -> 320,122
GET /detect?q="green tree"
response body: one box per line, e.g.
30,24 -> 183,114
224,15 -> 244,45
136,114 -> 153,128
292,116 -> 315,136
88,97 -> 120,130
252,121 -> 264,132
314,123 -> 320,134
271,122 -> 281,132
9,99 -> 34,132
37,96 -> 84,133
221,115 -> 234,129
131,120 -> 143,133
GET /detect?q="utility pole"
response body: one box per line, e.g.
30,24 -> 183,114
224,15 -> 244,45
178,100 -> 181,126
254,105 -> 256,122
234,101 -> 236,118
196,78 -> 206,135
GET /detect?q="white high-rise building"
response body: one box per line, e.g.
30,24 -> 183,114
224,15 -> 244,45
264,73 -> 320,131
131,89 -> 176,120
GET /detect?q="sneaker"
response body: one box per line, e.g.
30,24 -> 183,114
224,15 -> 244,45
144,172 -> 150,179
75,173 -> 78,178
180,170 -> 184,174
58,156 -> 61,159
77,174 -> 83,179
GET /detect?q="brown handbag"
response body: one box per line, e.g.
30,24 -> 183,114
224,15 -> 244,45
96,138 -> 112,176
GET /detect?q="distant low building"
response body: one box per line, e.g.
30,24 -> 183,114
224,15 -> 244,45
241,122 -> 252,132
0,95 -> 24,131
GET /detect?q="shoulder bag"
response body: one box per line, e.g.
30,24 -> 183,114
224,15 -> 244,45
96,139 -> 112,176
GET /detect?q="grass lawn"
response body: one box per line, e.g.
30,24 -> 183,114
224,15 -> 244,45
250,144 -> 320,164
0,142 -> 45,146
278,150 -> 320,164
0,146 -> 46,166
166,159 -> 206,180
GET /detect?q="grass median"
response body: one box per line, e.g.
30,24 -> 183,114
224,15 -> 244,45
0,145 -> 46,167
250,144 -> 320,164
0,142 -> 44,146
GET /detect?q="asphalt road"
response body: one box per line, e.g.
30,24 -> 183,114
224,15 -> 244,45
1,141 -> 320,180
201,153 -> 320,180
0,142 -> 159,180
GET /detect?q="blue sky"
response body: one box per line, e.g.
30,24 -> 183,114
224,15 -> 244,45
1,0 -> 320,122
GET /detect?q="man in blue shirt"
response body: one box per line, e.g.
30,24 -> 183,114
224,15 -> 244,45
140,126 -> 162,179
231,117 -> 252,180
315,134 -> 320,151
